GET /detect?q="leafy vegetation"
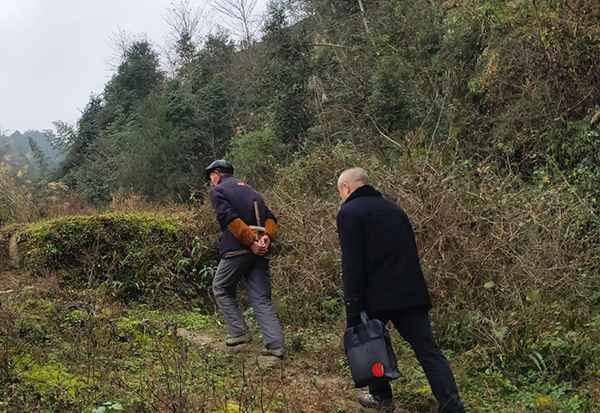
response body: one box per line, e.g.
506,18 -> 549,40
1,212 -> 218,305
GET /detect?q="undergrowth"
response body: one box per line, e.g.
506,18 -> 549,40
1,144 -> 599,411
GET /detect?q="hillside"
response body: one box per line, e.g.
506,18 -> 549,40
1,0 -> 599,412
0,130 -> 61,178
1,145 -> 599,411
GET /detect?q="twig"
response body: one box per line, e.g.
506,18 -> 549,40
560,87 -> 595,117
368,116 -> 404,150
311,42 -> 353,49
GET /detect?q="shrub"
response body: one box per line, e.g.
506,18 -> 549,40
0,168 -> 37,225
227,128 -> 288,189
550,121 -> 600,206
3,143 -> 599,389
266,144 -> 599,383
4,210 -> 218,305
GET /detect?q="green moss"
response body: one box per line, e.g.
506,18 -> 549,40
14,354 -> 90,405
18,297 -> 56,315
127,307 -> 214,331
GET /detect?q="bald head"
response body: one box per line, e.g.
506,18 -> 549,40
337,168 -> 369,201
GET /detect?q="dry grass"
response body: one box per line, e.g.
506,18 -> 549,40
264,145 -> 599,373
0,171 -> 38,225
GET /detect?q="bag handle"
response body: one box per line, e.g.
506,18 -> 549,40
360,311 -> 369,325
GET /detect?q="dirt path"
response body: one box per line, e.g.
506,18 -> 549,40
0,270 -> 44,296
174,326 -> 429,413
176,326 -> 360,412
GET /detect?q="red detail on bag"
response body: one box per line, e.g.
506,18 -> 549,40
372,362 -> 385,378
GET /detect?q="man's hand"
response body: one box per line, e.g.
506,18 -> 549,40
258,234 -> 271,250
250,241 -> 268,256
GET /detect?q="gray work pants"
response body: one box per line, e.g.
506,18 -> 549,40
212,254 -> 284,349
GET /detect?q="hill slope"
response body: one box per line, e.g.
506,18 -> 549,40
0,130 -> 61,178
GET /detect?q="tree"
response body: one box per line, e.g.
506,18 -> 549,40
54,40 -> 164,204
263,1 -> 313,148
166,32 -> 236,182
165,0 -> 206,70
55,96 -> 103,181
213,0 -> 259,48
103,40 -> 164,119
28,137 -> 49,178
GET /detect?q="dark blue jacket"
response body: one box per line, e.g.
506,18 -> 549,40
209,175 -> 276,257
337,185 -> 432,324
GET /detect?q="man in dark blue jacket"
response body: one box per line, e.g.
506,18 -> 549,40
206,160 -> 284,358
337,168 -> 465,412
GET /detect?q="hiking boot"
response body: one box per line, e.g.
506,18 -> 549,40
358,392 -> 394,411
261,347 -> 285,359
438,396 -> 466,413
225,333 -> 251,347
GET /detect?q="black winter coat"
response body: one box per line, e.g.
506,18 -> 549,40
336,185 -> 431,325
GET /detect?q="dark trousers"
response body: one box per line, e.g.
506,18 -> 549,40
369,309 -> 465,413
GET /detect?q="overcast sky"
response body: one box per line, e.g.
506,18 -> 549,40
0,0 -> 268,133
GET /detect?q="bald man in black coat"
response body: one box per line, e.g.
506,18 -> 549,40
336,168 -> 465,413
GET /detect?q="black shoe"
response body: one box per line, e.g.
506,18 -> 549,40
439,396 -> 466,413
358,392 -> 394,411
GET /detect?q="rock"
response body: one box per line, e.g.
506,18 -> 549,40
591,111 -> 600,127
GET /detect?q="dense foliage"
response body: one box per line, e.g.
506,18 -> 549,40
1,212 -> 218,305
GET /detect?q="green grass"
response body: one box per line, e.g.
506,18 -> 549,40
0,288 -> 232,412
1,284 -> 598,412
127,306 -> 216,331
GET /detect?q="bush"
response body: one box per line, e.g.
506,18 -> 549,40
3,210 -> 219,305
227,128 -> 288,189
550,121 -> 600,206
0,168 -> 37,226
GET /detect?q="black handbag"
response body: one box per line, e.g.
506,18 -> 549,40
344,312 -> 401,388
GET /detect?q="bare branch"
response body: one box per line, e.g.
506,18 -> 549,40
164,0 -> 207,70
213,0 -> 259,48
107,28 -> 149,70
165,0 -> 205,45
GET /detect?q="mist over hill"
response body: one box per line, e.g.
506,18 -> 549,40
0,130 -> 62,177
